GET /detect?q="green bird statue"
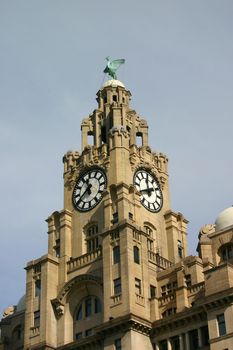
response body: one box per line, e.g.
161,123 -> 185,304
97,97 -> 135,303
103,57 -> 125,80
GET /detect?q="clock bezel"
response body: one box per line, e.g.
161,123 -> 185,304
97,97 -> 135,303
72,167 -> 107,212
133,168 -> 163,213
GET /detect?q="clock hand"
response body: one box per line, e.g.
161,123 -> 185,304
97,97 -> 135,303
147,187 -> 154,196
77,183 -> 92,203
140,187 -> 154,193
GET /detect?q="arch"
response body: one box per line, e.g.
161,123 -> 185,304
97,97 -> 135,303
52,274 -> 102,312
53,274 -> 103,345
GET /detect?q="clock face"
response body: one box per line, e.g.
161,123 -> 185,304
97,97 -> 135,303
134,169 -> 163,212
72,168 -> 107,212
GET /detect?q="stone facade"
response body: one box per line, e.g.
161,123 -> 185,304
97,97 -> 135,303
1,79 -> 233,350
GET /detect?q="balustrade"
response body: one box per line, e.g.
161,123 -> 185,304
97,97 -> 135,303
67,248 -> 102,273
148,250 -> 174,270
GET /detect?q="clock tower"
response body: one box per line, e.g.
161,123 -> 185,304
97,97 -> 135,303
2,73 -> 233,350
23,78 -> 188,350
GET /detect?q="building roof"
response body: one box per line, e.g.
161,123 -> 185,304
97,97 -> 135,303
101,79 -> 125,88
215,206 -> 233,231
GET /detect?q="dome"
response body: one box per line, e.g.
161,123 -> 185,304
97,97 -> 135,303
215,206 -> 233,231
16,294 -> 26,312
101,79 -> 125,89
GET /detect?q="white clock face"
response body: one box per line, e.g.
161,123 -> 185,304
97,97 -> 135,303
134,169 -> 163,212
72,168 -> 107,212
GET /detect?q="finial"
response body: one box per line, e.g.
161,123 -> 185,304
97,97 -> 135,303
103,57 -> 125,80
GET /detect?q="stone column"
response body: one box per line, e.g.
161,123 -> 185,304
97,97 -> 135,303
197,328 -> 202,348
185,332 -> 190,350
179,334 -> 184,350
81,125 -> 88,150
167,338 -> 172,350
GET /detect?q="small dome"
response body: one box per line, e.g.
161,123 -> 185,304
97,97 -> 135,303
215,206 -> 233,231
16,295 -> 26,312
101,79 -> 125,89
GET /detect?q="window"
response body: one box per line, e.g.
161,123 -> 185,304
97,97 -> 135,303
185,274 -> 191,288
162,308 -> 176,318
113,95 -> 117,102
158,340 -> 168,350
113,246 -> 120,264
178,240 -> 183,258
145,225 -> 154,251
86,225 -> 99,253
74,296 -> 102,341
170,336 -> 180,350
85,328 -> 92,337
114,338 -> 122,350
135,278 -> 142,295
94,297 -> 101,314
217,314 -> 226,336
87,132 -> 94,146
114,278 -> 121,295
201,325 -> 209,346
167,283 -> 172,294
161,281 -> 177,296
75,297 -> 101,321
150,285 -> 156,298
76,304 -> 82,320
220,244 -> 233,261
34,311 -> 40,328
136,132 -> 143,147
76,332 -> 82,340
101,126 -> 107,144
112,212 -> 119,224
188,329 -> 198,350
35,279 -> 41,297
85,297 -> 92,317
55,239 -> 60,257
133,246 -> 140,264
129,212 -> 133,220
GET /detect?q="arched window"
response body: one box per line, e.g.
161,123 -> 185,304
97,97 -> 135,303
219,243 -> 233,262
74,296 -> 102,341
144,225 -> 154,252
86,225 -> 99,253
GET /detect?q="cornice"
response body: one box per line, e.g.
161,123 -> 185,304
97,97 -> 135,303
95,313 -> 152,337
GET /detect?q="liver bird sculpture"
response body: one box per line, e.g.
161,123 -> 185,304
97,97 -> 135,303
103,57 -> 125,79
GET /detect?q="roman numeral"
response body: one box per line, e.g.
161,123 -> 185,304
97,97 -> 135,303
79,201 -> 85,208
135,177 -> 140,184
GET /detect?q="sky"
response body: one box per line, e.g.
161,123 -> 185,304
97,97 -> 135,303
0,0 -> 233,315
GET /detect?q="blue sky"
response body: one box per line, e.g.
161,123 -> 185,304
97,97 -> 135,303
0,0 -> 233,314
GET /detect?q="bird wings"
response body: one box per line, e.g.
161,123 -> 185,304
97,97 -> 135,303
103,57 -> 125,79
108,58 -> 125,70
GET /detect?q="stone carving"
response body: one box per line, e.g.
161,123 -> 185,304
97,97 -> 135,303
199,224 -> 215,236
51,299 -> 64,317
109,125 -> 128,137
2,306 -> 16,318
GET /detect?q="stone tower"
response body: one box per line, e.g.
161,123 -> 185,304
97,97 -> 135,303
22,79 -> 188,349
1,79 -> 233,350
